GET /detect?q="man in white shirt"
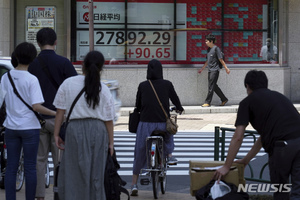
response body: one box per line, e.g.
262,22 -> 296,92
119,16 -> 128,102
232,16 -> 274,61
260,38 -> 278,62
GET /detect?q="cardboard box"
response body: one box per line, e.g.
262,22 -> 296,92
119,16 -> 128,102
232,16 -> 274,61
189,161 -> 246,196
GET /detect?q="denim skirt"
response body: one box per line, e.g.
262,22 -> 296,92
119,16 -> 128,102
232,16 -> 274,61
132,121 -> 174,175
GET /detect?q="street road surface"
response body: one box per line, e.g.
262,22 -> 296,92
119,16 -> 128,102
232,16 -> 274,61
45,131 -> 268,193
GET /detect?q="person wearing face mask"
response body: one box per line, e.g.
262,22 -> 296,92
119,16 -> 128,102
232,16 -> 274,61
198,34 -> 230,107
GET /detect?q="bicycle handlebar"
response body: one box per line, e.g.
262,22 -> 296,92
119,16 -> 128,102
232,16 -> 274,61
170,106 -> 183,115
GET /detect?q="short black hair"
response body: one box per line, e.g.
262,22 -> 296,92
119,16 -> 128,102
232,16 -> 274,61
36,28 -> 57,46
205,34 -> 216,43
11,51 -> 18,68
14,42 -> 37,65
244,70 -> 268,90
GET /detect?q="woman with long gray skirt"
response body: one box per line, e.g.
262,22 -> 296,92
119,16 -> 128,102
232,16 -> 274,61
53,51 -> 115,200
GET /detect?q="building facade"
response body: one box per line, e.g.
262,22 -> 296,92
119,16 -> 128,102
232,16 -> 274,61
0,0 -> 299,106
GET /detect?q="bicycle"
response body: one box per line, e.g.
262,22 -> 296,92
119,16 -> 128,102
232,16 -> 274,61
0,128 -> 6,189
45,161 -> 50,188
0,127 -> 25,191
16,148 -> 24,191
139,107 -> 181,199
140,130 -> 168,199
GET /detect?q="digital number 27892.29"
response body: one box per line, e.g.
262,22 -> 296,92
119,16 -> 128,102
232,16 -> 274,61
96,31 -> 171,45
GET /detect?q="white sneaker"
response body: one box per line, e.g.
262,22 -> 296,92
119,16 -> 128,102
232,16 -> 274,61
167,156 -> 178,165
130,184 -> 138,196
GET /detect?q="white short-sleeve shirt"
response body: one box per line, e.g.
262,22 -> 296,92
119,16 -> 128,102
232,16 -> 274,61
53,75 -> 115,121
260,45 -> 278,61
0,69 -> 44,130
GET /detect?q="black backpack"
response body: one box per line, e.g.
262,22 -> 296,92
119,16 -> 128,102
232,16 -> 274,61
195,180 -> 249,200
104,149 -> 130,200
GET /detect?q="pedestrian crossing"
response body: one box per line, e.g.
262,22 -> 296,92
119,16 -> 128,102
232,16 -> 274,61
48,131 -> 266,177
113,131 -> 265,176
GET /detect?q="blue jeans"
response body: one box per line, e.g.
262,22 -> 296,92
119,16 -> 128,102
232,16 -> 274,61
4,128 -> 39,200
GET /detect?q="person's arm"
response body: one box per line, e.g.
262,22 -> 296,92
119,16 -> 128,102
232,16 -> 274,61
198,61 -> 208,74
213,125 -> 246,181
53,109 -> 65,150
135,85 -> 142,112
169,83 -> 184,113
219,59 -> 230,74
235,137 -> 262,166
272,46 -> 278,61
32,104 -> 56,116
260,47 -> 264,57
105,120 -> 114,156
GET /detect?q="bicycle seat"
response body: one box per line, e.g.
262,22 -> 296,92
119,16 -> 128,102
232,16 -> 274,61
151,130 -> 166,137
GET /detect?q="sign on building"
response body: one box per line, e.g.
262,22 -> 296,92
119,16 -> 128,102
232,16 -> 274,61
25,6 -> 56,51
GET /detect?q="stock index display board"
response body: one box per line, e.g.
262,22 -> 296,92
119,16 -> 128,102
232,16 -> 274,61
75,0 -> 269,64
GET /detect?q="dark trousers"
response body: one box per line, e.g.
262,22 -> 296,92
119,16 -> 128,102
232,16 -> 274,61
204,70 -> 227,104
269,137 -> 300,200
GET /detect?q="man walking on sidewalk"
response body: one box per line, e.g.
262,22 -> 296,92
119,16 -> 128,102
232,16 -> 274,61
198,34 -> 230,107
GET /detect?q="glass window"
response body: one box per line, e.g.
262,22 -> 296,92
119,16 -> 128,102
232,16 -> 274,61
71,0 -> 279,65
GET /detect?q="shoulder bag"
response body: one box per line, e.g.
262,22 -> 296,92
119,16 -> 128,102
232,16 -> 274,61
59,87 -> 85,141
148,80 -> 178,135
128,108 -> 140,133
7,71 -> 46,127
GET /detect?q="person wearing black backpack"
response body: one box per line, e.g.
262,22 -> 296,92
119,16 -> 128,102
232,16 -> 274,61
53,51 -> 115,200
198,34 -> 230,107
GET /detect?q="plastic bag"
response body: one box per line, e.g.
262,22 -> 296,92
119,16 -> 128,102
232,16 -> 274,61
210,181 -> 231,199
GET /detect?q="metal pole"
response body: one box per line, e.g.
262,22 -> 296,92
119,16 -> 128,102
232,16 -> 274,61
221,129 -> 225,161
89,0 -> 94,51
214,126 -> 220,161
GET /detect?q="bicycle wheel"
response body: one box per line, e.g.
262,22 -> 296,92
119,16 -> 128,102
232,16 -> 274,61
0,132 -> 6,189
45,162 -> 50,188
160,170 -> 167,194
16,152 -> 24,191
0,148 -> 5,189
0,177 -> 4,189
151,171 -> 159,199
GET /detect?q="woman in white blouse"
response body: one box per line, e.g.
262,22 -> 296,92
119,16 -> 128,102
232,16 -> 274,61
53,51 -> 115,200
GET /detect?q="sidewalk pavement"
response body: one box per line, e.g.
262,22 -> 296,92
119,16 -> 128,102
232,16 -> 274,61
1,104 -> 300,199
116,105 -> 241,132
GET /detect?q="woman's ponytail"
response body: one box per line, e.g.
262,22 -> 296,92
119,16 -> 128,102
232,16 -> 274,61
83,51 -> 105,109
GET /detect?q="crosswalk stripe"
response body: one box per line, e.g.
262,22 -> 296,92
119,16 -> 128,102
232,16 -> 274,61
115,146 -> 259,151
118,170 -> 190,176
48,131 -> 265,176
